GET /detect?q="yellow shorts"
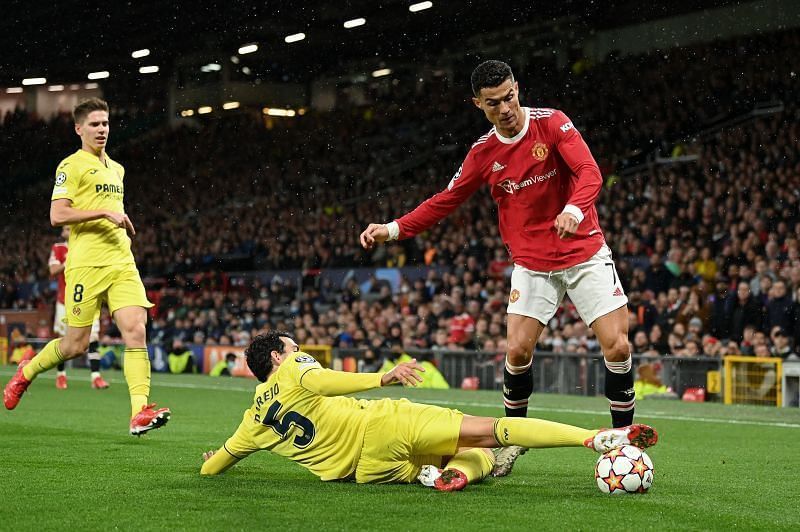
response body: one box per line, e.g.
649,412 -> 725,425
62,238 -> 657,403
65,264 -> 153,328
355,398 -> 464,484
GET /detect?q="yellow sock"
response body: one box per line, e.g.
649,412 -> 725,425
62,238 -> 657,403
444,448 -> 494,484
22,339 -> 64,381
124,348 -> 151,418
494,417 -> 596,449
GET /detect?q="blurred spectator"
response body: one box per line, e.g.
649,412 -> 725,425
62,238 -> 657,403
167,339 -> 196,374
210,352 -> 238,377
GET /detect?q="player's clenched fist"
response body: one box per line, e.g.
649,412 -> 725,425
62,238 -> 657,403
554,212 -> 579,239
359,223 -> 389,249
381,359 -> 426,387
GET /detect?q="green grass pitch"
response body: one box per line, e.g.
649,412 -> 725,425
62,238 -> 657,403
1,367 -> 799,531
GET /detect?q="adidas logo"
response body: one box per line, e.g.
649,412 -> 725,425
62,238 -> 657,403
613,287 -> 624,297
492,161 -> 506,172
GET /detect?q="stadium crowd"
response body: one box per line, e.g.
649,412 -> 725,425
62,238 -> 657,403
1,29 -> 798,361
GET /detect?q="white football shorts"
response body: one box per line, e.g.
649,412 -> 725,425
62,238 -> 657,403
507,244 -> 628,326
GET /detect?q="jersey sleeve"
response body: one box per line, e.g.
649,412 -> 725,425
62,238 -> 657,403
51,160 -> 80,202
200,414 -> 256,475
223,417 -> 259,459
394,149 -> 485,239
300,368 -> 384,396
282,353 -> 324,385
548,110 -> 602,221
48,245 -> 60,266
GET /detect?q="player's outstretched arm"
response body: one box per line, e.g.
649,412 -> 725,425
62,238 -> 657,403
200,448 -> 241,475
300,360 -> 424,396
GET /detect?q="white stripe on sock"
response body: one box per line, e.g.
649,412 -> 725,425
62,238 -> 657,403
604,355 -> 632,374
505,358 -> 533,375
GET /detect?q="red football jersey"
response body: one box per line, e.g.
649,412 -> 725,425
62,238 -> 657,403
49,242 -> 68,304
395,107 -> 605,271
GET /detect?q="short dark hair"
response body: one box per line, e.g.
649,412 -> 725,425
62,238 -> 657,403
73,97 -> 109,124
245,331 -> 295,382
471,60 -> 514,97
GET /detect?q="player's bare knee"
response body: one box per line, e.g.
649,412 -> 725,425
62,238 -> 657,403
602,335 -> 630,361
506,343 -> 532,367
121,322 -> 146,345
60,337 -> 89,359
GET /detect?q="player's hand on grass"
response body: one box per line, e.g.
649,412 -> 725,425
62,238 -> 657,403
381,359 -> 425,387
105,211 -> 136,237
359,223 -> 389,249
554,212 -> 579,239
202,450 -> 216,462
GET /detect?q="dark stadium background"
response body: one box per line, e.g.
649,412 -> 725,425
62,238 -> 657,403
1,0 -> 798,399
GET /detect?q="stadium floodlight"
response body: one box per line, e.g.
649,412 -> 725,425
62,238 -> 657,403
180,109 -> 195,117
241,66 -> 252,75
69,84 -> 81,90
238,43 -> 258,55
197,106 -> 213,114
131,49 -> 150,58
6,87 -> 23,93
263,108 -> 297,117
85,83 -> 99,89
139,65 -> 159,74
343,18 -> 366,29
409,1 -> 433,12
47,85 -> 65,92
201,63 -> 222,73
22,77 -> 47,85
87,71 -> 109,80
372,68 -> 392,77
222,101 -> 240,110
285,33 -> 306,44
230,56 -> 240,64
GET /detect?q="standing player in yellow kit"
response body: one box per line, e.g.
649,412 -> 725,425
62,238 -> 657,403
3,97 -> 170,436
200,332 -> 657,490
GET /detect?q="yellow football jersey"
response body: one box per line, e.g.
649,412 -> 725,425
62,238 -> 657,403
223,353 -> 383,481
51,149 -> 134,269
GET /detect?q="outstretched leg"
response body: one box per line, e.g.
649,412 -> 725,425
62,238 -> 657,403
4,326 -> 91,410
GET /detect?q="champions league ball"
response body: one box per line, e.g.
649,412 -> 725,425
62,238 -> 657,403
594,445 -> 654,495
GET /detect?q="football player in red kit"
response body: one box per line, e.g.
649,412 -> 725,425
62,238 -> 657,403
359,60 -> 634,476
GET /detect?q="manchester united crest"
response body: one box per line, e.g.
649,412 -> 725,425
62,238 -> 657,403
509,289 -> 520,303
531,141 -> 549,161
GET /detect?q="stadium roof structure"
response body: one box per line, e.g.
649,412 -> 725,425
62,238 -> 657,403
0,0 -> 740,87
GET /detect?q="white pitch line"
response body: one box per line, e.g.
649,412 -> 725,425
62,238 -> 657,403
415,398 -> 800,429
3,369 -> 799,429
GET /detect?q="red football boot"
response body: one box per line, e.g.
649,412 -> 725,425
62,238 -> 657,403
129,403 -> 171,436
56,374 -> 68,389
433,468 -> 468,492
4,361 -> 32,410
91,375 -> 110,389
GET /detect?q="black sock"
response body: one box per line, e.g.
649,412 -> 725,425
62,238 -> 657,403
503,364 -> 533,417
57,362 -> 65,372
605,358 -> 635,428
89,342 -> 100,372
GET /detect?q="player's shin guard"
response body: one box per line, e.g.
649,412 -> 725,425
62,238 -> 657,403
493,417 -> 595,449
503,359 -> 533,417
22,339 -> 64,381
88,342 -> 101,374
123,348 -> 151,418
605,356 -> 635,428
443,449 -> 494,484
